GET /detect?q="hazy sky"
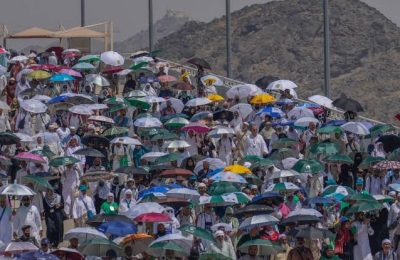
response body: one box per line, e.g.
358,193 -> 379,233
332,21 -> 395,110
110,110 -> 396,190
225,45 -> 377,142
1,0 -> 400,50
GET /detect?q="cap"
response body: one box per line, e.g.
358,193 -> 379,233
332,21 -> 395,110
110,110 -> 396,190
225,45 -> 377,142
356,178 -> 364,185
125,189 -> 132,195
382,239 -> 391,245
198,183 -> 206,188
107,192 -> 114,197
41,238 -> 50,245
251,185 -> 258,190
21,224 -> 31,231
79,185 -> 87,191
70,126 -> 77,131
278,234 -> 287,240
389,191 -> 396,196
215,230 -> 224,237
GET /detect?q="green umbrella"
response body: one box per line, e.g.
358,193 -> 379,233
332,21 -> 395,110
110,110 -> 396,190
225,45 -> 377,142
199,253 -> 231,260
179,225 -> 215,242
239,155 -> 263,165
155,153 -> 181,164
102,126 -> 129,138
292,159 -> 324,174
309,141 -> 340,155
317,126 -> 343,134
269,148 -> 299,161
147,241 -> 188,258
104,97 -> 125,105
125,98 -> 151,110
244,174 -> 262,185
72,62 -> 96,70
129,61 -> 149,70
31,146 -> 56,158
149,49 -> 162,57
199,192 -> 250,205
359,156 -> 385,169
346,201 -> 384,214
49,156 -> 80,167
369,124 -> 395,138
160,113 -> 189,123
238,239 -> 283,255
389,148 -> 400,161
209,181 -> 240,195
165,117 -> 190,129
271,138 -> 298,149
109,104 -> 128,113
79,238 -> 122,257
151,132 -> 178,141
257,158 -> 276,168
78,54 -> 100,63
22,175 -> 53,191
373,195 -> 395,203
324,154 -> 354,164
345,192 -> 376,202
139,128 -> 169,138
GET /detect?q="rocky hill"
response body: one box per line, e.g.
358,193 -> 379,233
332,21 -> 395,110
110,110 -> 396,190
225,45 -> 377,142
115,10 -> 190,53
155,0 -> 400,124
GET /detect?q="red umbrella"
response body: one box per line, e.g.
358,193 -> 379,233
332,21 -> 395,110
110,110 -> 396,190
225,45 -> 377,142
102,66 -> 123,74
27,64 -> 57,71
0,48 -> 7,54
158,75 -> 177,83
46,46 -> 64,60
171,81 -> 194,91
160,168 -> 194,177
181,122 -> 210,133
134,212 -> 172,223
372,160 -> 400,170
53,65 -> 71,72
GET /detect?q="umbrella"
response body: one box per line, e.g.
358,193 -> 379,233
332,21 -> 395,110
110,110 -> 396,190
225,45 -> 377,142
102,127 -> 129,139
0,155 -> 12,166
64,227 -> 107,242
291,159 -> 324,174
73,148 -> 105,158
377,135 -> 400,153
210,171 -> 248,184
165,117 -> 190,129
269,148 -> 300,161
20,99 -> 47,113
59,68 -> 82,78
166,188 -> 200,201
190,111 -> 213,122
317,125 -> 343,134
158,75 -> 177,83
79,54 -> 100,63
229,103 -> 253,119
127,202 -> 165,219
141,152 -> 167,162
69,105 -> 93,115
167,140 -> 191,149
1,242 -> 38,254
267,79 -> 298,90
49,73 -> 74,82
372,160 -> 400,170
97,221 -> 137,236
369,124 -> 395,137
160,168 -> 194,178
341,122 -> 370,135
86,214 -> 134,227
88,115 -> 114,124
111,137 -> 141,145
201,75 -> 223,86
147,241 -> 189,258
226,84 -> 263,99
79,238 -> 122,257
322,185 -> 355,199
332,93 -> 364,112
213,109 -> 234,121
134,212 -> 172,223
86,74 -> 110,86
239,214 -> 280,230
134,117 -> 163,128
181,122 -> 210,134
265,182 -> 300,192
185,97 -> 212,107
199,253 -> 231,260
125,98 -> 151,110
345,193 -> 377,203
250,192 -> 284,205
325,154 -> 354,164
130,61 -> 149,70
49,156 -> 80,167
281,208 -> 323,225
179,225 -> 215,242
347,201 -> 384,214
194,158 -> 226,174
155,153 -> 181,164
159,98 -> 185,113
80,171 -> 115,182
224,164 -> 251,174
207,126 -> 235,137
0,182 -> 36,196
199,192 -> 249,206
308,95 -> 334,108
238,239 -> 283,256
287,107 -> 314,120
294,117 -> 319,127
141,96 -> 166,104
72,62 -> 95,70
309,141 -> 340,156
208,182 -> 240,195
100,51 -> 124,66
31,146 -> 56,158
115,166 -> 149,176
28,70 -> 51,79
207,94 -> 225,102
21,175 -> 53,191
14,152 -> 46,163
271,138 -> 298,149
294,226 -> 335,240
268,169 -> 299,180
187,57 -> 211,69
250,93 -> 276,104
233,204 -> 274,218
81,135 -> 110,147
51,248 -> 83,260
257,106 -> 284,118
125,90 -> 147,98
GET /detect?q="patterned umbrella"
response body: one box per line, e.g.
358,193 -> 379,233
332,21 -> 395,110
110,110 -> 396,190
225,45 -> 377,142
179,225 -> 215,242
199,192 -> 250,206
0,182 -> 36,196
49,156 -> 80,167
239,214 -> 280,230
322,185 -> 355,200
210,171 -> 247,184
265,182 -> 300,192
292,159 -> 324,174
372,160 -> 400,170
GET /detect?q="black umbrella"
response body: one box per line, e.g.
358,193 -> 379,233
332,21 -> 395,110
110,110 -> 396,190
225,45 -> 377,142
81,135 -> 110,148
73,147 -> 105,158
233,204 -> 274,218
376,135 -> 400,153
280,215 -> 321,225
86,214 -> 134,227
149,164 -> 175,172
0,132 -> 20,145
292,226 -> 335,240
115,166 -> 150,175
332,93 -> 364,112
255,76 -> 280,88
187,57 -> 211,70
19,88 -> 37,98
213,109 -> 234,122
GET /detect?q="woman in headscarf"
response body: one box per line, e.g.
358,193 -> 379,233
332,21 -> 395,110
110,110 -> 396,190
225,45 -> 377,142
43,187 -> 64,247
372,142 -> 386,158
100,193 -> 118,215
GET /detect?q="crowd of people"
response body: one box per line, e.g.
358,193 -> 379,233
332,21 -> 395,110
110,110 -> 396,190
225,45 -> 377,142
0,46 -> 399,260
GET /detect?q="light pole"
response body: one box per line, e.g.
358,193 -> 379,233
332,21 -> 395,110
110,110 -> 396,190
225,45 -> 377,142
81,0 -> 85,26
148,0 -> 154,52
323,0 -> 331,98
226,0 -> 232,78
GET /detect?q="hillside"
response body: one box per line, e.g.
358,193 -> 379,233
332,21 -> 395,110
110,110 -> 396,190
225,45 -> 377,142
155,0 -> 400,124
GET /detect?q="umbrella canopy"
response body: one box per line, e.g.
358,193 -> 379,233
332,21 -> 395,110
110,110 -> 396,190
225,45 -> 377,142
86,214 -> 134,227
102,127 -> 129,138
0,182 -> 36,196
167,140 -> 191,149
207,126 -> 235,137
81,135 -> 110,147
210,171 -> 248,184
239,214 -> 280,230
267,80 -> 298,90
207,94 -> 225,102
372,160 -> 400,170
332,93 -> 364,112
201,75 -> 224,86
147,241 -> 189,258
158,75 -> 177,83
15,152 -> 46,163
325,154 -> 354,164
165,117 -> 190,129
309,141 -> 340,156
199,192 -> 251,206
51,248 -> 83,260
125,98 -> 151,110
213,109 -> 234,122
69,104 -> 94,115
1,241 -> 38,254
0,132 -> 20,145
250,93 -> 276,104
265,182 -> 300,192
110,137 -> 141,146
86,74 -> 110,86
97,221 -> 137,236
28,70 -> 51,79
294,117 -> 319,127
271,138 -> 298,149
292,159 -> 324,174
100,51 -> 124,66
295,226 -> 335,240
49,156 -> 80,167
79,238 -> 122,257
308,94 -> 334,108
359,156 -> 385,169
194,158 -> 226,174
88,115 -> 115,124
125,90 -> 147,98
369,124 -> 395,137
317,125 -> 343,134
160,168 -> 194,177
166,188 -> 200,201
49,73 -> 74,82
226,84 -> 263,99
134,117 -> 163,128
322,185 -> 355,200
208,182 -> 240,195
135,212 -> 172,223
185,97 -> 212,107
79,54 -> 100,63
22,175 -> 53,191
187,57 -> 211,69
179,225 -> 215,242
287,107 -> 314,120
341,122 -> 370,135
268,169 -> 299,180
181,122 -> 210,134
238,239 -> 283,256
233,204 -> 274,218
347,201 -> 384,214
21,99 -> 47,113
281,208 -> 323,225
64,227 -> 108,242
73,62 -> 95,70
250,192 -> 284,205
376,135 -> 400,153
127,202 -> 165,219
229,103 -> 253,119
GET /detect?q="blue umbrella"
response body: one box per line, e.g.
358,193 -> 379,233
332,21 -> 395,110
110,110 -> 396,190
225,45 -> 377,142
206,168 -> 224,178
257,106 -> 284,118
271,121 -> 295,127
49,73 -> 75,82
296,103 -> 319,108
48,95 -> 69,104
323,120 -> 347,127
18,250 -> 60,260
139,76 -> 159,84
250,192 -> 283,205
307,196 -> 336,205
97,221 -> 137,236
191,111 -> 213,122
275,99 -> 295,105
138,186 -> 170,199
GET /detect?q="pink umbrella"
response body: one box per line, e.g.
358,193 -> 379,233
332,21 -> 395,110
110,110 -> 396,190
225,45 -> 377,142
158,75 -> 177,83
15,152 -> 46,164
59,69 -> 82,78
0,48 -> 7,54
181,122 -> 211,133
134,213 -> 172,223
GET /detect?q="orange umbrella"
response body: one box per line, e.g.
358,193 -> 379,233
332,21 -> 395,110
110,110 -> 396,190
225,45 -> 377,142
118,233 -> 154,255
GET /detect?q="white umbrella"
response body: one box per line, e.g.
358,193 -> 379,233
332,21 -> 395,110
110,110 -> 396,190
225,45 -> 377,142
14,133 -> 33,143
166,188 -> 200,201
134,56 -> 153,64
127,202 -> 165,219
167,140 -> 191,149
79,238 -> 122,257
125,90 -> 147,98
64,227 -> 108,242
265,182 -> 300,192
239,214 -> 280,230
141,96 -> 166,103
286,208 -> 323,218
69,105 -> 94,115
287,107 -> 314,120
200,75 -> 224,86
20,99 -> 47,114
268,169 -> 299,180
111,137 -> 141,145
194,158 -> 226,174
308,95 -> 335,109
294,117 -> 320,127
207,126 -> 235,137
185,97 -> 212,107
32,95 -> 51,103
341,122 -> 370,135
0,182 -> 36,196
0,65 -> 7,75
86,104 -> 108,110
10,55 -> 28,63
229,103 -> 253,119
88,115 -> 115,124
86,74 -> 110,87
141,152 -> 167,162
159,98 -> 184,113
281,157 -> 299,170
149,233 -> 192,253
100,51 -> 125,66
226,84 -> 263,99
134,117 -> 163,128
1,241 -> 38,253
0,101 -> 10,110
210,171 -> 248,184
63,48 -> 81,54
267,80 -> 298,90
116,69 -> 133,76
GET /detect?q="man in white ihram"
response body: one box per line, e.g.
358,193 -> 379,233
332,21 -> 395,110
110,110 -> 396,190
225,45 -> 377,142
244,124 -> 268,157
13,196 -> 42,242
0,195 -> 12,244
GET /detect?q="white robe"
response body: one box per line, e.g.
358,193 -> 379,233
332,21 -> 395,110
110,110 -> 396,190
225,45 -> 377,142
0,113 -> 11,132
62,168 -> 80,216
72,195 -> 96,227
15,168 -> 28,184
352,221 -> 373,260
118,198 -> 136,216
218,138 -> 235,165
184,135 -> 199,156
13,204 -> 42,242
244,134 -> 268,157
0,206 -> 12,244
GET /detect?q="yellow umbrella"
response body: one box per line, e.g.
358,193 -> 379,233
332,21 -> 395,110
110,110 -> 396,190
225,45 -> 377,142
204,78 -> 217,86
224,164 -> 252,174
250,93 -> 276,104
28,70 -> 51,80
207,94 -> 224,102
